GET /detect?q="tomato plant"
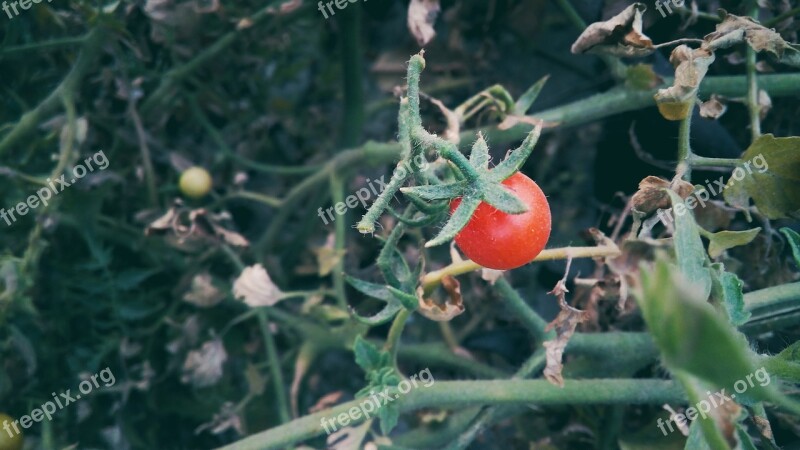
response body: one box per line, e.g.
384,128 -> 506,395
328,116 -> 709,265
450,172 -> 551,270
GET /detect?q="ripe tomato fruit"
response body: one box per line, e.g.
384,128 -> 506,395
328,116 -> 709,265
0,413 -> 23,450
179,166 -> 213,199
450,172 -> 551,270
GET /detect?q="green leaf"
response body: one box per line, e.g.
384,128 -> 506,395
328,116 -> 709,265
378,403 -> 400,435
469,134 -> 490,169
706,228 -> 761,259
400,181 -> 467,201
352,302 -> 404,326
425,196 -> 480,248
723,134 -> 800,219
344,276 -> 394,303
667,190 -> 712,300
637,259 -> 761,395
513,75 -> 549,114
779,227 -> 800,268
626,64 -> 661,90
481,182 -> 528,214
709,264 -> 750,326
387,286 -> 419,310
353,335 -> 385,373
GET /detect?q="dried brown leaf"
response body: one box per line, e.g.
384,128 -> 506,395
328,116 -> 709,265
543,278 -> 588,387
570,3 -> 653,57
183,272 -> 225,308
408,0 -> 440,47
416,275 -> 465,321
699,95 -> 728,119
654,46 -> 715,121
232,264 -> 285,307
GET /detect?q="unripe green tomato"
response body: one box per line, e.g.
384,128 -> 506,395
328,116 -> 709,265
179,167 -> 213,199
0,413 -> 23,450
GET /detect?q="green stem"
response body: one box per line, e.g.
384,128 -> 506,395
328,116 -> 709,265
494,278 -> 552,341
0,26 -> 107,157
257,308 -> 292,424
678,110 -> 694,180
329,174 -> 348,308
384,309 -> 411,364
743,281 -> 800,312
216,379 -> 686,450
0,35 -> 88,56
764,5 -> 800,27
746,4 -> 762,142
140,2 -> 278,115
686,155 -> 741,168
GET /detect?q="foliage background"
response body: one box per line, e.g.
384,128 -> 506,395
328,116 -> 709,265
1,0 -> 799,449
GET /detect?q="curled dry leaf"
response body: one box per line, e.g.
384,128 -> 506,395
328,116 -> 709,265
570,3 -> 653,57
704,11 -> 800,66
181,339 -> 228,388
145,201 -> 249,251
427,97 -> 461,144
654,45 -> 715,121
232,264 -> 285,307
543,276 -> 588,387
630,175 -> 694,214
699,95 -> 728,119
408,0 -> 441,47
416,275 -> 465,321
183,272 -> 225,308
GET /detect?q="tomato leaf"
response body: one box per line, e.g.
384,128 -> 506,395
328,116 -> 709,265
706,228 -> 761,259
709,263 -> 750,326
723,134 -> 800,219
779,227 -> 800,269
667,190 -> 712,300
353,335 -> 387,373
513,75 -> 549,114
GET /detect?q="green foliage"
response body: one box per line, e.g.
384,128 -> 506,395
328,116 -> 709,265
723,135 -> 800,219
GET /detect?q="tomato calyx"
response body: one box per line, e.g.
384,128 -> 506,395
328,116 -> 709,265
400,127 -> 543,248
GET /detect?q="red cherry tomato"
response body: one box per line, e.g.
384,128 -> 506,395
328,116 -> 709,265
450,172 -> 551,270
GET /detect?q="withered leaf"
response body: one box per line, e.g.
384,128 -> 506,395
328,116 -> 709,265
630,175 -> 694,214
570,3 -> 654,57
699,95 -> 728,119
704,11 -> 800,67
654,46 -> 715,121
416,275 -> 464,321
407,0 -> 440,47
232,264 -> 285,308
183,272 -> 225,308
543,276 -> 588,387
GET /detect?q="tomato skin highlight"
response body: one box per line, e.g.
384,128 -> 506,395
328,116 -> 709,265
450,172 -> 551,270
